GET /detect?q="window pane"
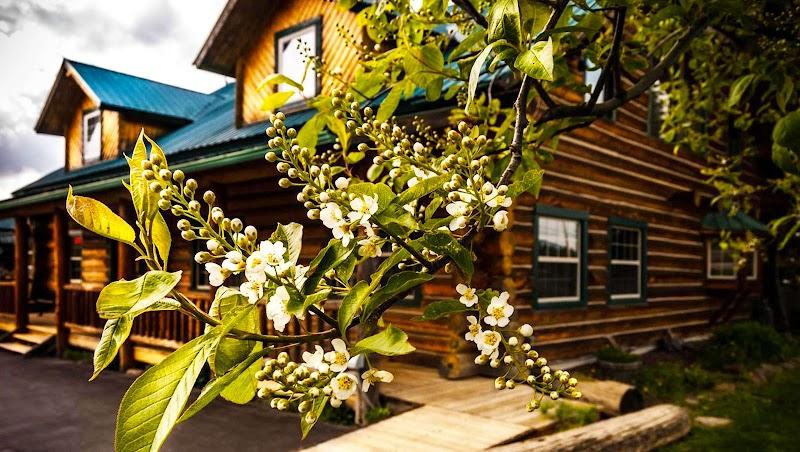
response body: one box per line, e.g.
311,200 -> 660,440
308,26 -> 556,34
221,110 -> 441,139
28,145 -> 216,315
192,241 -> 210,289
83,112 -> 101,163
610,227 -> 639,261
69,230 -> 82,282
610,264 -> 639,296
538,262 -> 578,299
538,217 -> 579,258
278,26 -> 318,102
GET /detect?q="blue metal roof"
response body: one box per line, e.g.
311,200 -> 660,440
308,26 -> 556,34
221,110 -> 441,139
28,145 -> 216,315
68,60 -> 218,121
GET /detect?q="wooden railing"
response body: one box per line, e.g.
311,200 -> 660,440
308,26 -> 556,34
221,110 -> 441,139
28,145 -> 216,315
62,286 -> 337,360
0,281 -> 14,314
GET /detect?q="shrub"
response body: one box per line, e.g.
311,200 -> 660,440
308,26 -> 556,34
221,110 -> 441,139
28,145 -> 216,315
701,322 -> 792,370
635,363 -> 716,403
595,346 -> 640,363
365,405 -> 392,424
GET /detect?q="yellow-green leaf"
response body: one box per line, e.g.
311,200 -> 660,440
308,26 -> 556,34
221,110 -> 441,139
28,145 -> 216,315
96,270 -> 182,319
66,186 -> 136,245
151,212 -> 171,267
90,315 -> 133,381
350,325 -> 416,356
262,91 -> 295,112
258,73 -> 304,91
337,280 -> 371,335
514,37 -> 554,81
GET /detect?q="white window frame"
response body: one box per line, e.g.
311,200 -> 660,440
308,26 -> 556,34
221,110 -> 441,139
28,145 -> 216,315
276,22 -> 320,103
609,226 -> 641,300
706,239 -> 757,280
68,229 -> 83,284
82,110 -> 102,164
537,216 -> 581,304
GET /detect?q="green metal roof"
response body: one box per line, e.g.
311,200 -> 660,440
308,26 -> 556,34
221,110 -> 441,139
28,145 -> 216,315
701,211 -> 769,234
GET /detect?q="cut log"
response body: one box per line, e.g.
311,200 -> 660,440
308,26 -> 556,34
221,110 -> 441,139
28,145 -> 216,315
438,352 -> 480,379
578,380 -> 644,415
492,404 -> 690,452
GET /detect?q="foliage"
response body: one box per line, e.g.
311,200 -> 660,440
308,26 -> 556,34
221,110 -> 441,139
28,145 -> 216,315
595,346 -> 640,364
662,365 -> 800,451
365,405 -> 393,424
540,400 -> 599,431
62,0 -> 800,448
700,321 -> 795,370
635,363 -> 717,403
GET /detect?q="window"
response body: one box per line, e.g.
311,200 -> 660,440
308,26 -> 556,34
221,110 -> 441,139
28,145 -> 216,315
534,206 -> 588,306
192,241 -> 210,290
68,229 -> 83,283
707,239 -> 757,280
82,110 -> 101,164
275,18 -> 321,104
647,82 -> 669,138
608,218 -> 647,303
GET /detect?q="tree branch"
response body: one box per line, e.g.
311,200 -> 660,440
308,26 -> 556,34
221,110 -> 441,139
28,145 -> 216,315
452,0 -> 487,28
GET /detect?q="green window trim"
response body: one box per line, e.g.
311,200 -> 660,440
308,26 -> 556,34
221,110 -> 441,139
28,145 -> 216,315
606,217 -> 648,306
532,205 -> 589,310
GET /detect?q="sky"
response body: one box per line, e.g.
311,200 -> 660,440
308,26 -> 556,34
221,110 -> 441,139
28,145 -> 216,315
0,0 -> 230,200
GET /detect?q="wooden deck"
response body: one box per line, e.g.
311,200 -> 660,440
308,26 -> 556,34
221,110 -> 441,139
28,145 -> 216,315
303,363 -> 557,451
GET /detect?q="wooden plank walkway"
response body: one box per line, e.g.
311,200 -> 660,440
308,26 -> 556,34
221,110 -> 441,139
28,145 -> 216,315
303,363 -> 556,451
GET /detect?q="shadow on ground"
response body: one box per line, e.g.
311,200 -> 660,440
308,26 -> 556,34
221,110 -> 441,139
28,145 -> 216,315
0,352 -> 353,452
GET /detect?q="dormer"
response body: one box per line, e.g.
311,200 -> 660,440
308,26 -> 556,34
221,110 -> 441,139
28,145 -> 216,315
194,0 -> 362,126
35,59 -> 215,171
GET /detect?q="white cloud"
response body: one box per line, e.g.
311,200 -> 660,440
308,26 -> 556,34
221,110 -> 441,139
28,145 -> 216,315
0,0 -> 229,200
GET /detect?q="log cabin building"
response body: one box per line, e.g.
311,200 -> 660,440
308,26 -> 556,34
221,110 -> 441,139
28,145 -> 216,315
0,0 -> 770,375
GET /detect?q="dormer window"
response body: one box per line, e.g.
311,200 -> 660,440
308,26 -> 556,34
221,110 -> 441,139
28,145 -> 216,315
275,18 -> 322,103
82,110 -> 101,164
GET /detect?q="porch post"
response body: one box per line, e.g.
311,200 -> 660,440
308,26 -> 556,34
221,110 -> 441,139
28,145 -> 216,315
116,202 -> 135,371
52,210 -> 69,356
13,216 -> 29,331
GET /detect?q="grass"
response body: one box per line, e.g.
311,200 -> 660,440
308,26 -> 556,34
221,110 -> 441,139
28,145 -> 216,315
540,400 -> 599,431
661,364 -> 800,451
635,363 -> 719,404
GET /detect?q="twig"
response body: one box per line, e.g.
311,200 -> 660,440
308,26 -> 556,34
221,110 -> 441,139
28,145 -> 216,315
452,0 -> 487,28
372,218 -> 435,271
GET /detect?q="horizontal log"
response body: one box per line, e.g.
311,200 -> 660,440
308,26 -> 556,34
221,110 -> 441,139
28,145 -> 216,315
579,380 -> 644,416
491,404 -> 690,452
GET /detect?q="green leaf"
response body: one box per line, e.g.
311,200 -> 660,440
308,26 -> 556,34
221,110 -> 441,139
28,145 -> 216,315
448,29 -> 486,63
151,212 -> 171,267
405,44 -> 445,86
363,271 -> 433,321
325,114 -> 350,150
506,168 -> 544,198
345,151 -> 365,164
115,333 -> 217,452
270,222 -> 304,264
262,91 -> 295,112
415,300 -> 471,321
415,232 -> 474,280
66,186 -> 136,245
301,396 -> 330,439
208,293 -> 258,381
773,110 -> 800,155
96,270 -> 182,319
304,240 -> 354,295
370,248 -> 411,287
519,0 -> 551,36
259,73 -> 304,91
179,347 -> 271,424
777,76 -> 794,113
350,325 -> 416,357
127,132 -> 151,221
220,342 -> 262,404
297,113 -> 326,149
514,37 -> 554,81
466,40 -> 507,113
727,74 -> 756,108
395,174 -> 448,206
337,280 -> 371,335
487,0 -> 522,45
378,82 -> 405,121
772,144 -> 799,175
90,315 -> 133,381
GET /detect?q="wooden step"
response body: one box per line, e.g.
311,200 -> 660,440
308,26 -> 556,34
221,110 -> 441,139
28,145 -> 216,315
0,341 -> 34,355
14,331 -> 53,346
28,324 -> 57,335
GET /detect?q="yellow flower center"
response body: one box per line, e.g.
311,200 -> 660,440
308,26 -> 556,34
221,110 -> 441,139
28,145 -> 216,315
491,306 -> 505,319
334,352 -> 347,366
469,324 -> 480,335
483,333 -> 499,347
266,253 -> 281,266
465,288 -> 475,298
336,376 -> 353,390
250,257 -> 262,267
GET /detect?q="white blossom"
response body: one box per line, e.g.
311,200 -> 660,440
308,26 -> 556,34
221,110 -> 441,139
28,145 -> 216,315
245,252 -> 268,283
332,223 -> 354,247
465,315 -> 481,342
446,200 -> 471,231
330,372 -> 358,401
476,330 -> 502,359
259,240 -> 287,267
302,345 -> 325,369
266,286 -> 291,332
484,291 -> 513,327
334,177 -> 349,190
456,283 -> 478,307
324,338 -> 350,373
347,195 -> 379,226
240,280 -> 264,304
486,184 -> 512,208
222,250 -> 245,272
358,237 -> 383,258
492,210 -> 509,232
408,166 -> 435,188
361,369 -> 394,392
204,262 -> 228,287
320,202 -> 345,229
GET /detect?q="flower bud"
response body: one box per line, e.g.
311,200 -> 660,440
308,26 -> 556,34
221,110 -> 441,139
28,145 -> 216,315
159,169 -> 172,180
203,190 -> 216,204
177,219 -> 191,231
172,169 -> 185,182
181,230 -> 196,240
157,199 -> 171,210
265,151 -> 278,162
231,218 -> 243,232
245,225 -> 257,240
508,337 -> 519,346
188,200 -> 201,212
278,178 -> 292,188
194,252 -> 212,264
149,181 -> 162,193
141,160 -> 153,170
505,380 -> 516,390
519,323 -> 534,337
494,377 -> 506,390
